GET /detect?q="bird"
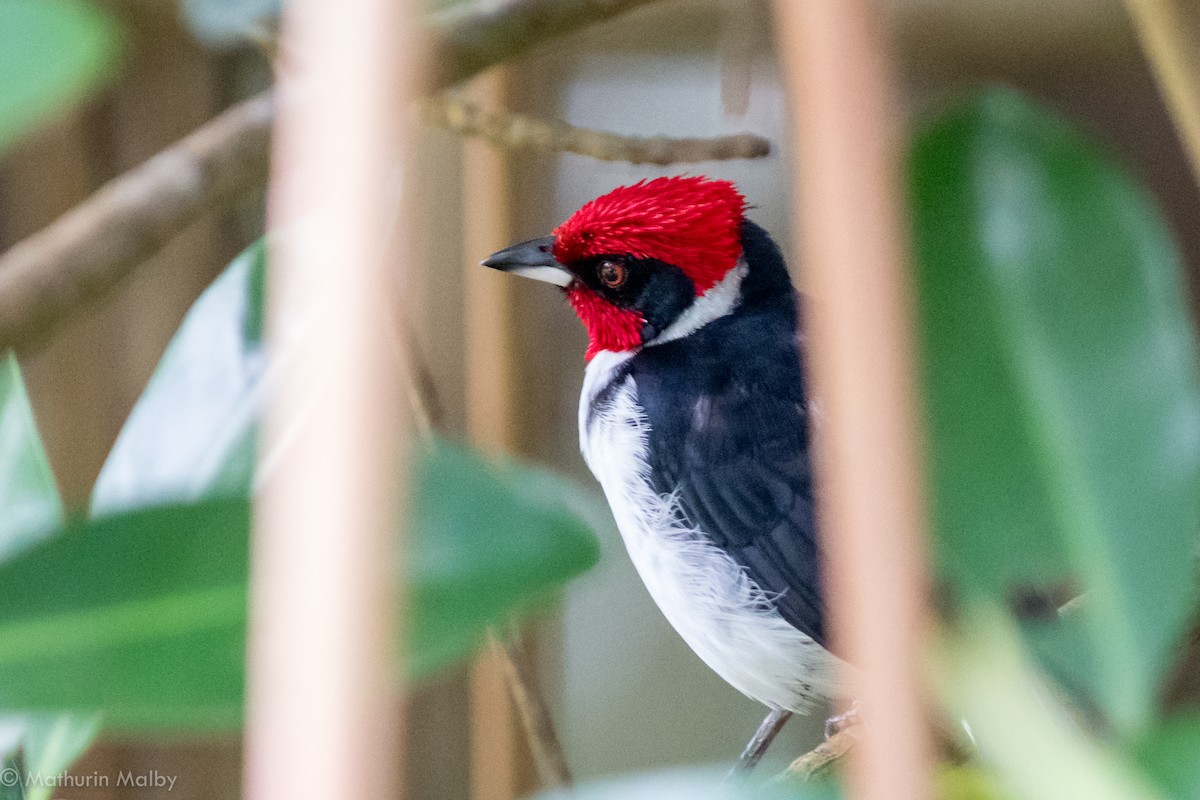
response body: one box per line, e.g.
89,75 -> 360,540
483,175 -> 845,772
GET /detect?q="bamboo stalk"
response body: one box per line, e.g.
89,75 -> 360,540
1122,0 -> 1200,183
771,2 -> 933,799
242,0 -> 418,798
462,70 -> 537,800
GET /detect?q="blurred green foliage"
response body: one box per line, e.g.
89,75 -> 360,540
0,0 -> 118,779
912,88 -> 1200,739
1135,714 -> 1200,799
935,764 -> 1006,800
0,459 -> 598,729
15,714 -> 101,800
914,91 -> 1200,798
0,357 -> 62,561
0,0 -> 117,155
935,605 -> 1162,800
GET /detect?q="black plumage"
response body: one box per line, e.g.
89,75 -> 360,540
625,221 -> 827,646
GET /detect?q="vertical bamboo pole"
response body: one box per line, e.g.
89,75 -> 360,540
463,73 -> 519,457
461,71 -> 538,800
772,2 -> 932,799
1122,0 -> 1200,183
244,0 -> 419,797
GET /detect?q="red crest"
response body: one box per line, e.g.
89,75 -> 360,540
553,176 -> 746,294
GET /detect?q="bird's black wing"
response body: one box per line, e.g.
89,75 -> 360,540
630,302 -> 826,647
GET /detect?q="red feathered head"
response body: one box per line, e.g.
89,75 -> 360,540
553,176 -> 747,294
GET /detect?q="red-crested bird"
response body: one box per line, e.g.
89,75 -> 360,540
484,176 -> 844,771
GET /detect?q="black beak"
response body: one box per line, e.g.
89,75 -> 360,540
482,236 -> 573,287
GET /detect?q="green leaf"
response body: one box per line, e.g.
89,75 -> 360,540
0,715 -> 101,800
408,441 -> 602,675
0,751 -> 22,800
935,764 -> 1009,800
91,243 -> 266,514
0,437 -> 598,728
1135,715 -> 1200,800
18,714 -> 101,800
0,0 -> 119,155
0,362 -> 95,800
0,355 -> 62,562
0,501 -> 249,729
912,89 -> 1200,736
933,604 -> 1163,800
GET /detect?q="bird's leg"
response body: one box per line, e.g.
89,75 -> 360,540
823,700 -> 861,740
726,707 -> 792,779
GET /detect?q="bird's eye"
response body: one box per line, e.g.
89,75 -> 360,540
597,260 -> 627,289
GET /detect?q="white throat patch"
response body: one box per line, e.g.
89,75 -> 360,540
647,257 -> 748,347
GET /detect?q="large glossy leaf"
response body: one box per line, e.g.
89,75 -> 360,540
0,438 -> 598,728
912,89 -> 1200,736
0,356 -> 62,561
0,501 -> 247,729
408,441 -> 602,676
0,1 -> 118,155
91,242 -> 266,514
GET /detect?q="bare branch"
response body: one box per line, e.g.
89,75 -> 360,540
426,0 -> 662,90
0,92 -> 273,352
488,633 -> 574,790
0,0 -> 667,352
423,95 -> 770,165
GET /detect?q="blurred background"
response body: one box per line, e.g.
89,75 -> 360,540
3,0 -> 1198,797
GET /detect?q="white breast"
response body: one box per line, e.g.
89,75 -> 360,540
579,351 -> 841,712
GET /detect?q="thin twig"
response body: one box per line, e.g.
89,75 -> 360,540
1122,0 -> 1200,183
425,0 -> 662,90
423,95 -> 770,165
0,0 -> 668,353
391,304 -> 571,789
488,632 -> 574,790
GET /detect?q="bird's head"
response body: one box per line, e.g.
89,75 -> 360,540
483,176 -> 751,360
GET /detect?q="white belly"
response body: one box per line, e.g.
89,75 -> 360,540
579,351 -> 840,712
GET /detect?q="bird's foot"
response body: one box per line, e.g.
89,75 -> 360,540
823,700 -> 861,740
